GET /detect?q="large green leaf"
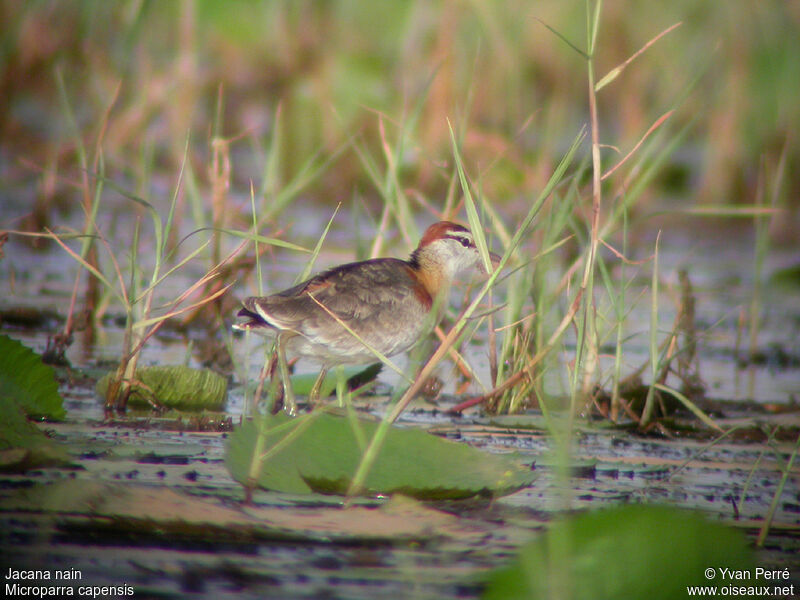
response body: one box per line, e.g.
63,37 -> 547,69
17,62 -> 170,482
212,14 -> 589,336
0,400 -> 71,472
483,504 -> 759,600
290,363 -> 382,398
226,412 -> 536,500
0,334 -> 65,420
96,365 -> 227,411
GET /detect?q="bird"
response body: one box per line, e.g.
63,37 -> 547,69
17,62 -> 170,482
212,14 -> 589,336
234,221 -> 501,413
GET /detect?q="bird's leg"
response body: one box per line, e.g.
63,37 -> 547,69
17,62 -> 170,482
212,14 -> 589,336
276,331 -> 297,416
308,366 -> 328,407
265,350 -> 285,414
255,348 -> 280,413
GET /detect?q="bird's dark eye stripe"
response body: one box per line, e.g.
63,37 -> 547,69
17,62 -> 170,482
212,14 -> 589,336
446,234 -> 473,248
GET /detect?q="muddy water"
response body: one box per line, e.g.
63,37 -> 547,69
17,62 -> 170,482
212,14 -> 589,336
1,207 -> 800,598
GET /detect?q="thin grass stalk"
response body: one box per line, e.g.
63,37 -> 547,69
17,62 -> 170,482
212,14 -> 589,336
117,219 -> 144,408
59,167 -> 105,351
555,7 -> 601,552
244,411 -> 323,503
441,171 -> 459,220
595,22 -> 683,92
132,232 -> 238,328
737,443 -> 767,517
184,160 -> 207,240
748,162 -> 767,362
55,71 -> 118,343
103,217 -> 142,412
161,135 -> 189,260
448,121 -> 495,273
574,0 -> 603,415
245,183 -> 262,416
348,116 -> 415,252
343,378 -> 367,453
640,231 -> 661,427
108,153 -> 189,409
448,120 -> 501,389
545,5 -> 604,562
757,431 -> 800,547
610,205 -> 628,421
666,425 -> 745,479
373,72 -> 436,240
217,228 -> 308,253
448,223 -> 583,411
494,264 -> 526,390
114,242 -> 241,407
333,366 -> 345,409
369,203 -> 392,259
209,133 -> 229,269
378,116 -> 417,246
514,192 -> 574,413
746,142 -> 787,376
652,384 -> 721,432
251,350 -> 273,416
543,15 -> 601,580
298,206 -> 340,282
487,290 -> 498,388
258,104 -> 283,206
432,324 -> 483,386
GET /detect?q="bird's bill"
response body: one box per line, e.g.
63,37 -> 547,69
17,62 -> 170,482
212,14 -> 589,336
478,250 -> 503,274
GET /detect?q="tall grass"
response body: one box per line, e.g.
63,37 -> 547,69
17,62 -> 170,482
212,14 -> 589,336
8,83 -> 322,414
446,3 -> 690,431
3,1 -> 736,430
3,2 -> 797,218
44,163 -> 241,412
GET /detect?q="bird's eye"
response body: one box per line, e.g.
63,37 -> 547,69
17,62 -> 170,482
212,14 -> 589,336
459,237 -> 471,248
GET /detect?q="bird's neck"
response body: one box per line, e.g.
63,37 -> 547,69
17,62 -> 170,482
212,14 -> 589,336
409,249 -> 451,300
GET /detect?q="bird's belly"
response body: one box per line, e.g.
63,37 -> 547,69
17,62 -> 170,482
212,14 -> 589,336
286,313 -> 429,367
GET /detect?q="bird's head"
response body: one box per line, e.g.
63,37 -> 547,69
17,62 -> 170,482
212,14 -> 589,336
412,221 -> 501,280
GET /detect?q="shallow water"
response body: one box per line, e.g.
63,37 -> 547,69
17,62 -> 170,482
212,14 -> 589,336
2,203 -> 800,597
4,208 -> 799,403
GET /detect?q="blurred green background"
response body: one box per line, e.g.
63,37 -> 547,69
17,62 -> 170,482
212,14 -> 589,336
2,0 -> 798,225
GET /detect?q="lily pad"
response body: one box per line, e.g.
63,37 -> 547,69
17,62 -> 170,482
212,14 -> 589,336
290,363 -> 382,398
0,400 -> 71,472
483,504 -> 758,600
769,263 -> 800,289
0,333 -> 65,420
226,412 -> 536,500
95,365 -> 227,411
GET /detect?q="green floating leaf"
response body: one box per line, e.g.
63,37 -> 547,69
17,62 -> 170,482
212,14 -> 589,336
0,400 -> 71,472
0,334 -> 65,420
96,365 -> 227,411
226,413 -> 536,500
483,504 -> 758,600
769,263 -> 800,289
290,363 -> 382,398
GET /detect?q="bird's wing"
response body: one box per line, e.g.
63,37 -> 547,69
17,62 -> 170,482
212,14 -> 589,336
250,259 -> 427,331
311,259 -> 425,319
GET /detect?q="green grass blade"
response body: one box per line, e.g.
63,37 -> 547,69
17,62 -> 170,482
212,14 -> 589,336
653,383 -> 722,432
448,120 -> 494,273
298,205 -> 340,283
